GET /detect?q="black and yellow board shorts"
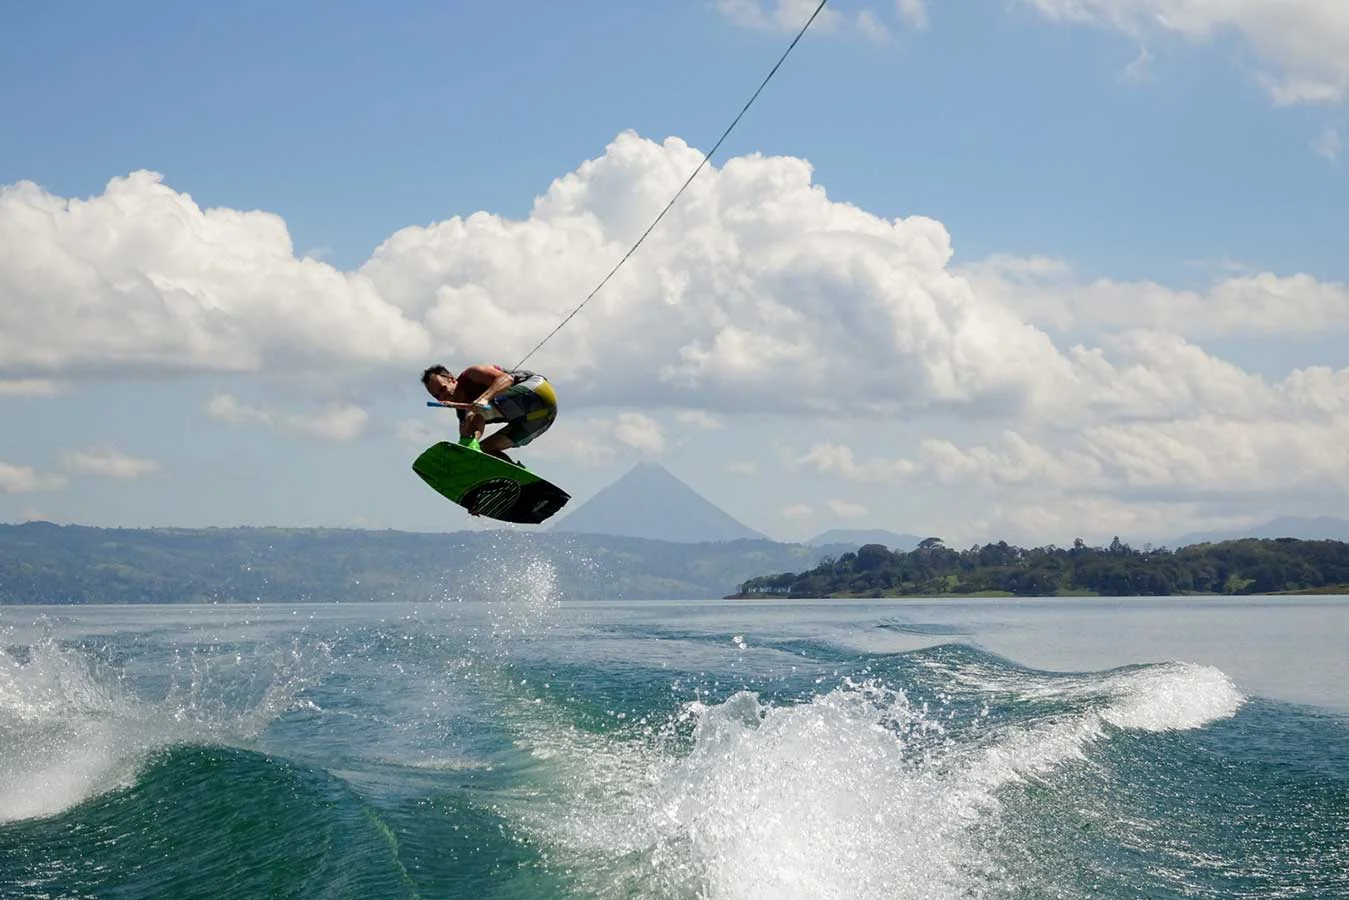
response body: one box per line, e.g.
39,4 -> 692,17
491,374 -> 558,447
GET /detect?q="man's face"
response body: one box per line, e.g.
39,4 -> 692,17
425,372 -> 456,402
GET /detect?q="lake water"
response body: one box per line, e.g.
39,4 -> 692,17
2,586 -> 1346,898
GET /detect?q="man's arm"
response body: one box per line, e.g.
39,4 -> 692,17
460,365 -> 514,408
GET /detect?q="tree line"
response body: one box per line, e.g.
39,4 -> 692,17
733,536 -> 1349,598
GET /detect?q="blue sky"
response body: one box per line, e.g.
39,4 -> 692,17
3,0 -> 1347,546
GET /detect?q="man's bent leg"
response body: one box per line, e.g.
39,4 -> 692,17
479,430 -> 517,464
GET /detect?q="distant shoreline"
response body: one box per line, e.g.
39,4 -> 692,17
6,523 -> 1349,605
732,537 -> 1349,600
727,584 -> 1349,599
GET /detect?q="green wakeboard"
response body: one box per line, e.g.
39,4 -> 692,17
412,441 -> 570,524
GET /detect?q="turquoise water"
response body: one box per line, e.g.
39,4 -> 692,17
2,574 -> 1347,897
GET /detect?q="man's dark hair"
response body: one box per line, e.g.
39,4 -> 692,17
421,364 -> 450,387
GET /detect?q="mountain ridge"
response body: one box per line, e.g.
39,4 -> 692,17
1164,515 -> 1349,547
806,528 -> 922,551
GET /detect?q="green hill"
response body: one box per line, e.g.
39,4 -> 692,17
732,536 -> 1349,598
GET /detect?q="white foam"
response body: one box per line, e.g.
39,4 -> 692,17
0,636 -> 324,823
1097,662 -> 1245,732
508,659 -> 1247,899
0,641 -> 144,822
512,680 -> 1000,899
962,661 -> 1245,789
650,685 -> 987,900
935,656 -> 1246,733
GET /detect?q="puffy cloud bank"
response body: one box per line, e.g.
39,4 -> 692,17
3,131 -> 1345,536
1,133 -> 1075,418
360,132 -> 1071,417
5,132 -> 1339,418
0,172 -> 429,376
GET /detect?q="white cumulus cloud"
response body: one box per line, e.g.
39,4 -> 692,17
207,393 -> 369,441
804,407 -> 1349,502
0,136 -> 1116,424
62,446 -> 161,479
0,171 -> 429,378
613,412 -> 666,457
1020,0 -> 1349,104
965,255 -> 1349,339
5,129 -> 1346,541
720,0 -> 1349,104
361,131 -> 1075,419
0,463 -> 65,494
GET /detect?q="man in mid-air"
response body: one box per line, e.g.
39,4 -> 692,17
421,363 -> 558,466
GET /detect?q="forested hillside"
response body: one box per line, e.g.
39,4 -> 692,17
734,537 -> 1349,598
0,523 -> 833,603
